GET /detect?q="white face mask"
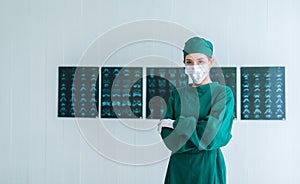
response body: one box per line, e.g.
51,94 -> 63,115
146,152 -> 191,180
185,64 -> 209,84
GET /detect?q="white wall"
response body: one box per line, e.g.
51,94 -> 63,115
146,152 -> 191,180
1,0 -> 300,183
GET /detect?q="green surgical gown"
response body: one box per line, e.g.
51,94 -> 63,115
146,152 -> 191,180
160,82 -> 234,184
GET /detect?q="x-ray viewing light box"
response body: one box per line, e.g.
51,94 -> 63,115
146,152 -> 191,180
57,66 -> 285,121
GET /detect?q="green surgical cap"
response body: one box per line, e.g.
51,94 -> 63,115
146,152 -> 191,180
183,37 -> 213,58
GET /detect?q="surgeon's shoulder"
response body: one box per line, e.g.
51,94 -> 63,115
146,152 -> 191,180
212,82 -> 234,98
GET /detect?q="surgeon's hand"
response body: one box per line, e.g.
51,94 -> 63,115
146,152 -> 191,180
157,119 -> 174,133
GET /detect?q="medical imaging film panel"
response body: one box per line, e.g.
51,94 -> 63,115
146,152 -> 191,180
210,67 -> 237,118
58,67 -> 99,118
146,67 -> 188,119
240,67 -> 285,120
101,67 -> 143,118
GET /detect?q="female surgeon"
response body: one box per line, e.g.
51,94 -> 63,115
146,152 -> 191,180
158,37 -> 234,184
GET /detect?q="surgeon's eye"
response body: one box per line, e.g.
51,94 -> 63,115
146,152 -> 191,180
198,60 -> 205,65
185,59 -> 194,65
197,60 -> 208,65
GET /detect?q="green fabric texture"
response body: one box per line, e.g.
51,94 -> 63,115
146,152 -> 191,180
183,37 -> 214,58
160,82 -> 234,184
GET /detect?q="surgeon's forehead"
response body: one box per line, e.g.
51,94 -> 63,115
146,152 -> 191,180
185,53 -> 208,60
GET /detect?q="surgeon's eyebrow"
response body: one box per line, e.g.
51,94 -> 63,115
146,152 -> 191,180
196,58 -> 206,60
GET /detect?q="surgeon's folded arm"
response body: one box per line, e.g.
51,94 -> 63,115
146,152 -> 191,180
160,87 -> 234,152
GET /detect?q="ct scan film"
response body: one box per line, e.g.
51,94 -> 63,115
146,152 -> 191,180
146,67 -> 188,119
101,67 -> 143,118
241,67 -> 285,120
58,67 -> 99,118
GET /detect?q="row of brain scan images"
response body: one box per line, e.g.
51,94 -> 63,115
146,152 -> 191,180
58,66 -> 285,120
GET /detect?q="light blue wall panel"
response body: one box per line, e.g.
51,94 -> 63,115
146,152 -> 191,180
1,0 -> 300,183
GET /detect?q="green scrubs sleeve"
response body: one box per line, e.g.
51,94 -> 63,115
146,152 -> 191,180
161,86 -> 234,153
161,90 -> 192,152
196,86 -> 234,150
